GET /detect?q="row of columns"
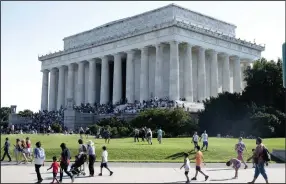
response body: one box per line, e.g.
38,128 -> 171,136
41,40 -> 244,111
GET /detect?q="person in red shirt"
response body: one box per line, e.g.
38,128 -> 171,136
47,156 -> 60,183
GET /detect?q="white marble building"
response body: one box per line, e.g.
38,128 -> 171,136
38,4 -> 265,111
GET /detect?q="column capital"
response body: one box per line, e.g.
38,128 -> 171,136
231,55 -> 240,60
169,40 -> 179,45
99,56 -> 108,61
87,58 -> 96,63
140,46 -> 149,52
208,49 -> 218,55
50,67 -> 58,72
197,46 -> 205,52
219,52 -> 229,58
41,69 -> 50,73
113,53 -> 123,58
126,50 -> 135,55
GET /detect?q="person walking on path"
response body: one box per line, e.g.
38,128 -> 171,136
34,141 -> 45,183
1,137 -> 12,162
134,128 -> 140,142
98,146 -> 113,176
235,137 -> 248,169
180,152 -> 191,183
190,145 -> 209,181
247,137 -> 269,184
59,143 -> 74,183
47,156 -> 60,183
87,140 -> 96,177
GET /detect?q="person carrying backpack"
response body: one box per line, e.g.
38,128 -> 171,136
247,137 -> 269,184
34,142 -> 45,183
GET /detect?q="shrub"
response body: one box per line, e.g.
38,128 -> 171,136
51,122 -> 62,133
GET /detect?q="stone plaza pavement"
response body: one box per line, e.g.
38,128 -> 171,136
1,162 -> 285,183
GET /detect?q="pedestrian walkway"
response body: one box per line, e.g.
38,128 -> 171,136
1,162 -> 285,183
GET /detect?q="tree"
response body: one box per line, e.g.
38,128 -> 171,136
242,58 -> 285,112
18,109 -> 34,118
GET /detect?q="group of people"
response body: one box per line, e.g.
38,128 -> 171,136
189,131 -> 270,183
133,127 -> 163,145
1,137 -> 33,164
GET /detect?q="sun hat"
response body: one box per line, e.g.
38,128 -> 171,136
87,140 -> 94,146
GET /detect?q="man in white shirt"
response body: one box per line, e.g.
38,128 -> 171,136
99,146 -> 113,176
192,132 -> 199,150
200,130 -> 209,151
146,128 -> 153,145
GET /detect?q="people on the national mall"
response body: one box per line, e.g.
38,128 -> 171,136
79,127 -> 84,139
85,127 -> 90,138
146,128 -> 152,145
190,145 -> 209,181
59,143 -> 74,183
0,137 -> 12,162
87,140 -> 96,177
226,158 -> 241,179
180,152 -> 191,183
103,128 -> 111,144
34,141 -> 45,183
140,127 -> 146,141
157,127 -> 163,144
247,137 -> 269,184
235,137 -> 248,169
134,128 -> 140,142
99,146 -> 113,176
200,130 -> 209,151
192,132 -> 199,150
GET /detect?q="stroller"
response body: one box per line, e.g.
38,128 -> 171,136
70,151 -> 88,176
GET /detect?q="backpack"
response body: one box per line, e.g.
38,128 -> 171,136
262,147 -> 271,162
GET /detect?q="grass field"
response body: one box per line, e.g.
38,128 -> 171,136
0,134 -> 284,163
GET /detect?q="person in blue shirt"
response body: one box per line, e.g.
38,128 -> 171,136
1,137 -> 11,162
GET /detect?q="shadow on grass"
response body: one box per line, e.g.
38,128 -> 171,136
165,152 -> 185,160
165,150 -> 196,160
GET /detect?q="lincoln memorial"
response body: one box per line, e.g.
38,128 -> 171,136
38,4 -> 265,111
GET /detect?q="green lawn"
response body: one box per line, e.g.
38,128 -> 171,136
1,134 -> 284,163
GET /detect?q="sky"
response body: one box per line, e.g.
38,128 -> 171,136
1,1 -> 285,112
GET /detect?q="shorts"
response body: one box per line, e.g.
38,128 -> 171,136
80,131 -> 84,135
203,141 -> 208,147
234,162 -> 241,169
100,163 -> 108,168
53,173 -> 57,178
193,141 -> 198,146
195,166 -> 201,171
237,152 -> 243,160
47,130 -> 51,133
184,171 -> 189,175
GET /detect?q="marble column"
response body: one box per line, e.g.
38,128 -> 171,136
57,66 -> 65,109
184,43 -> 193,101
222,53 -> 230,92
67,63 -> 75,101
140,47 -> 149,102
197,47 -> 206,101
169,41 -> 180,101
126,50 -> 135,103
233,56 -> 242,93
113,53 -> 122,104
155,44 -> 163,98
41,70 -> 49,111
210,50 -> 219,97
100,56 -> 109,104
88,59 -> 96,105
49,68 -> 57,111
77,61 -> 85,105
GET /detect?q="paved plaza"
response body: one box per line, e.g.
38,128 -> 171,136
1,162 -> 285,183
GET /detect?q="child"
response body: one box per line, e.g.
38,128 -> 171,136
180,153 -> 191,183
191,146 -> 209,181
99,146 -> 113,176
47,156 -> 60,183
226,158 -> 241,179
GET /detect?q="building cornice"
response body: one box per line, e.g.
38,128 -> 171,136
38,19 -> 264,61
